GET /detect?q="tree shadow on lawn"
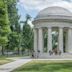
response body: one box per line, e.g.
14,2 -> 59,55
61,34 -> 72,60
14,61 -> 72,72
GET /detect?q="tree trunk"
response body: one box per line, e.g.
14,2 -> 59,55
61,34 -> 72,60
2,46 -> 4,55
18,47 -> 20,55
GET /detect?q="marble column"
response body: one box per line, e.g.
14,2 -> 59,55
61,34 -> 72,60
67,28 -> 72,53
34,29 -> 38,58
47,27 -> 52,53
38,28 -> 43,53
58,27 -> 63,53
65,32 -> 68,52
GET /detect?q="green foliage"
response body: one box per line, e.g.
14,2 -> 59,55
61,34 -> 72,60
0,0 -> 34,55
0,37 -> 8,46
6,0 -> 21,51
22,24 -> 33,49
0,0 -> 10,48
22,15 -> 33,50
7,0 -> 20,26
8,32 -> 19,49
0,0 -> 5,7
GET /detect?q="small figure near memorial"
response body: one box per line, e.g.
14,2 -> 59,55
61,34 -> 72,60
31,49 -> 34,58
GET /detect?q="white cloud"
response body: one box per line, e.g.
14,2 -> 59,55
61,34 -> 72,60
19,0 -> 72,12
51,1 -> 72,12
28,20 -> 34,27
19,0 -> 72,27
19,0 -> 63,11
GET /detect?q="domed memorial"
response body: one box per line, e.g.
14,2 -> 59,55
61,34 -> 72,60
33,6 -> 72,58
35,6 -> 72,19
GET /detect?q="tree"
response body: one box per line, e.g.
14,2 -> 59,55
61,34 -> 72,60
0,0 -> 10,55
6,0 -> 21,55
22,14 -> 33,55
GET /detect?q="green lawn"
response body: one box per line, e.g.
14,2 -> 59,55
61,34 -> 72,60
0,56 -> 13,65
13,60 -> 72,72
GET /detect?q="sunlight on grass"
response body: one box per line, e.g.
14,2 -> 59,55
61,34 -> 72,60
0,60 -> 11,65
13,60 -> 72,72
0,56 -> 13,65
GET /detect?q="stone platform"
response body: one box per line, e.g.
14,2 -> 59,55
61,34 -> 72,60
37,53 -> 72,59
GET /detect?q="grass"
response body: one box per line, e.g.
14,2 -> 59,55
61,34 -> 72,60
0,55 -> 30,65
0,56 -> 13,65
13,60 -> 72,72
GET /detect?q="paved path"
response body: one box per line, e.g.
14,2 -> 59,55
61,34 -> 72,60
0,59 -> 32,72
0,57 -> 72,72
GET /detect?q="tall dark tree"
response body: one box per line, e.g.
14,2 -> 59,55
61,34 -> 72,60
22,14 -> 33,55
6,0 -> 21,54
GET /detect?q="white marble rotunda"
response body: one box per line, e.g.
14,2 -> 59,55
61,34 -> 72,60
33,6 -> 72,58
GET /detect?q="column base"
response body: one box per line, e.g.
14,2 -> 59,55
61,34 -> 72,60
34,53 -> 72,59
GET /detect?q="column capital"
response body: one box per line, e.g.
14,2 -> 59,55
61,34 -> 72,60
47,26 -> 52,29
68,27 -> 72,29
33,28 -> 38,32
37,27 -> 43,29
33,28 -> 37,30
59,26 -> 63,29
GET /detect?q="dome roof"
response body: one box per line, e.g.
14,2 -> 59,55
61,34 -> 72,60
35,6 -> 72,20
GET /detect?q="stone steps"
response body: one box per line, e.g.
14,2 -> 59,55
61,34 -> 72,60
38,53 -> 72,59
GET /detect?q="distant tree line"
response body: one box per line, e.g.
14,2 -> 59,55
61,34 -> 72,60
0,0 -> 33,56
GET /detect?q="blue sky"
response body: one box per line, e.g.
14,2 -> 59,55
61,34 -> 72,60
17,0 -> 72,21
